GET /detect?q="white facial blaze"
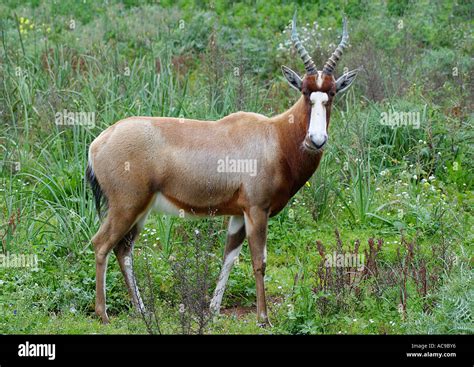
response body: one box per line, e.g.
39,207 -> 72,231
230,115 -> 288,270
308,92 -> 329,147
316,71 -> 323,88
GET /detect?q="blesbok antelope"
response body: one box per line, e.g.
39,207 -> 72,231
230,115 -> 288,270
86,13 -> 359,326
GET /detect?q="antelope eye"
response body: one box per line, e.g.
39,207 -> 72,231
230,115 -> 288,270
329,91 -> 335,97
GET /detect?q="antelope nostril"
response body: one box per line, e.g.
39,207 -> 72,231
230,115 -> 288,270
310,134 -> 328,149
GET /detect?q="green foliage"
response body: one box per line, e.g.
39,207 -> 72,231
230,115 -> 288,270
406,264 -> 473,334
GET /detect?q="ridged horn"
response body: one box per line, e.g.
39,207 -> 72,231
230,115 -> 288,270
322,17 -> 349,75
291,11 -> 317,75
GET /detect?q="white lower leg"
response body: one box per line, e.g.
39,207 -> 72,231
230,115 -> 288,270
123,255 -> 146,314
210,245 -> 242,314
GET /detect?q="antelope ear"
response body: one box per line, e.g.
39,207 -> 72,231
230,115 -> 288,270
335,68 -> 361,94
281,65 -> 302,92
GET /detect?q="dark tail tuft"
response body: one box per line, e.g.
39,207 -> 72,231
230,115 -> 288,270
86,162 -> 108,218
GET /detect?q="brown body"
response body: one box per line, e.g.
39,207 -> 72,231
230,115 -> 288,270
89,97 -> 320,219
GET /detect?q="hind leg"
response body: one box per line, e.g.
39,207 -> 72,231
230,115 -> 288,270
113,222 -> 146,316
92,205 -> 148,324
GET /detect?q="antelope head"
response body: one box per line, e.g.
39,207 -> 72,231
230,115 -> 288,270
282,13 -> 360,152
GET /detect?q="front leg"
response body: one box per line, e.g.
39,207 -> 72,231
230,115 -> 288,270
210,215 -> 246,314
244,207 -> 271,326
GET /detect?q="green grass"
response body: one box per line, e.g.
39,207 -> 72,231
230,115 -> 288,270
0,0 -> 472,334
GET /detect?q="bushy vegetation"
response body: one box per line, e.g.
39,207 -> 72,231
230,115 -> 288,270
0,0 -> 472,334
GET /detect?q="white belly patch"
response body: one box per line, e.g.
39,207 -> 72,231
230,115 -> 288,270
151,193 -> 197,218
